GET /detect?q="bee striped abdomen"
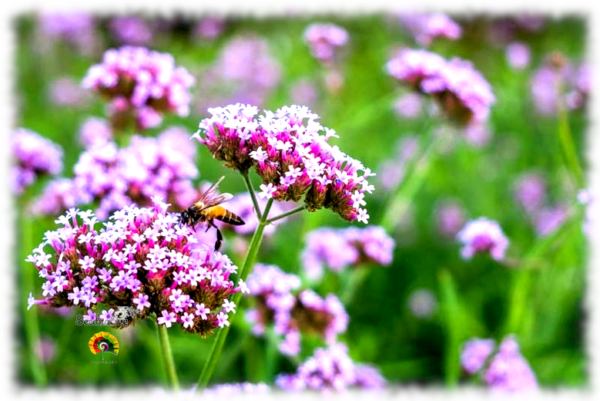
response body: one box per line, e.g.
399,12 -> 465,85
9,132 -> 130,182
210,206 -> 245,225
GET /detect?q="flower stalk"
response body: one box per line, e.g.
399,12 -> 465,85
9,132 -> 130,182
157,320 -> 179,391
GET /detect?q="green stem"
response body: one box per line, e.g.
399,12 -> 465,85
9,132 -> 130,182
196,198 -> 273,392
157,320 -> 179,391
265,205 -> 307,225
21,213 -> 47,386
557,96 -> 584,187
242,172 -> 262,218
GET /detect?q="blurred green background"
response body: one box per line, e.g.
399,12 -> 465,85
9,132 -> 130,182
14,13 -> 587,388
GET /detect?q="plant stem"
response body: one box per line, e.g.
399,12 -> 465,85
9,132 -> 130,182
196,198 -> 273,392
21,212 -> 47,386
157,320 -> 179,391
242,172 -> 262,218
557,96 -> 584,187
265,205 -> 307,225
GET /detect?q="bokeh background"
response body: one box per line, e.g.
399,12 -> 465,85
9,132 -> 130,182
13,11 -> 588,390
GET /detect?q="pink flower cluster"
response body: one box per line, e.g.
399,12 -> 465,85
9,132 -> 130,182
457,218 -> 509,261
386,49 -> 495,125
276,343 -> 386,392
32,127 -> 198,219
397,12 -> 462,45
27,198 -> 246,336
461,336 -> 538,392
82,46 -> 195,130
12,128 -> 63,195
194,104 -> 375,223
301,226 -> 395,280
303,23 -> 349,65
245,264 -> 348,356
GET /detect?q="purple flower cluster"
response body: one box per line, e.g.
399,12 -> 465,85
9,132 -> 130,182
530,55 -> 590,116
386,49 -> 495,125
435,200 -> 466,238
460,338 -> 495,374
12,128 -> 63,195
32,127 -> 198,219
192,17 -> 226,41
302,226 -> 395,280
393,93 -> 424,119
82,46 -> 195,130
195,36 -> 281,111
109,16 -> 153,46
29,179 -> 79,216
245,264 -> 348,356
303,23 -> 349,65
27,198 -> 245,337
37,12 -> 96,53
505,42 -> 531,70
397,12 -> 462,45
457,218 -> 509,261
78,117 -> 113,148
276,343 -> 385,392
194,104 -> 375,223
48,77 -> 90,107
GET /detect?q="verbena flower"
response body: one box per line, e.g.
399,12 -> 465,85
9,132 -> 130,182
534,205 -> 568,237
457,218 -> 509,261
82,46 -> 195,131
397,12 -> 462,45
194,104 -> 375,223
302,226 -> 395,280
407,288 -> 437,318
484,335 -> 538,393
70,127 -> 197,219
290,78 -> 319,109
79,117 -> 113,148
26,198 -> 245,337
276,343 -> 385,392
386,49 -> 495,125
12,128 -> 63,195
35,336 -> 57,365
48,77 -> 90,107
460,338 -> 495,374
37,12 -> 96,54
29,179 -> 79,216
505,42 -> 531,70
435,200 -> 466,238
195,36 -> 281,111
245,264 -> 348,356
393,93 -> 424,118
192,17 -> 226,41
303,23 -> 349,65
530,54 -> 589,116
109,16 -> 153,46
513,172 -> 546,215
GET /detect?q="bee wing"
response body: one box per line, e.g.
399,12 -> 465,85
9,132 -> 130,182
197,176 -> 225,203
196,193 -> 234,211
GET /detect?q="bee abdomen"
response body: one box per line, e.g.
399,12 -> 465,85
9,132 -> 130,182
215,209 -> 245,226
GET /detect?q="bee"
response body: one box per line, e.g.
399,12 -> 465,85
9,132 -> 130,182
179,176 -> 245,251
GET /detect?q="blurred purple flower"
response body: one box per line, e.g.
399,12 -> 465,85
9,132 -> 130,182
530,55 -> 590,116
195,104 -> 375,223
35,337 -> 57,364
393,93 -> 423,118
290,78 -> 319,109
386,49 -> 495,125
276,343 -> 385,392
192,17 -> 225,41
195,36 -> 280,111
513,172 -> 546,215
302,226 -> 395,280
506,42 -> 531,70
109,16 -> 153,46
463,123 -> 491,148
457,218 -> 509,261
398,12 -> 462,46
27,199 -> 245,337
534,204 -> 568,237
461,338 -> 495,374
79,117 -> 113,148
435,200 -> 466,238
29,178 -> 80,216
37,12 -> 96,53
407,288 -> 437,318
48,77 -> 90,107
484,335 -> 538,393
304,23 -> 349,65
83,46 -> 195,131
12,128 -> 63,195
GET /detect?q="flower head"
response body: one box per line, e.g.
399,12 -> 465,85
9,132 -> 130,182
303,23 -> 349,65
109,16 -> 153,46
302,226 -> 395,280
506,42 -> 531,69
79,117 -> 113,148
460,338 -> 495,374
12,128 -> 63,195
484,336 -> 538,393
457,218 -> 509,261
195,104 -> 374,223
276,343 -> 385,392
26,198 -> 242,337
37,12 -> 96,53
397,12 -> 462,46
435,200 -> 466,238
386,49 -> 495,125
82,46 -> 195,131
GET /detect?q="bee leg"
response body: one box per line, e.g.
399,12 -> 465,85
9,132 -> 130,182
209,221 -> 223,251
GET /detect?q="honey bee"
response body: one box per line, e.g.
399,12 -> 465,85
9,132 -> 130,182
179,176 -> 245,251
